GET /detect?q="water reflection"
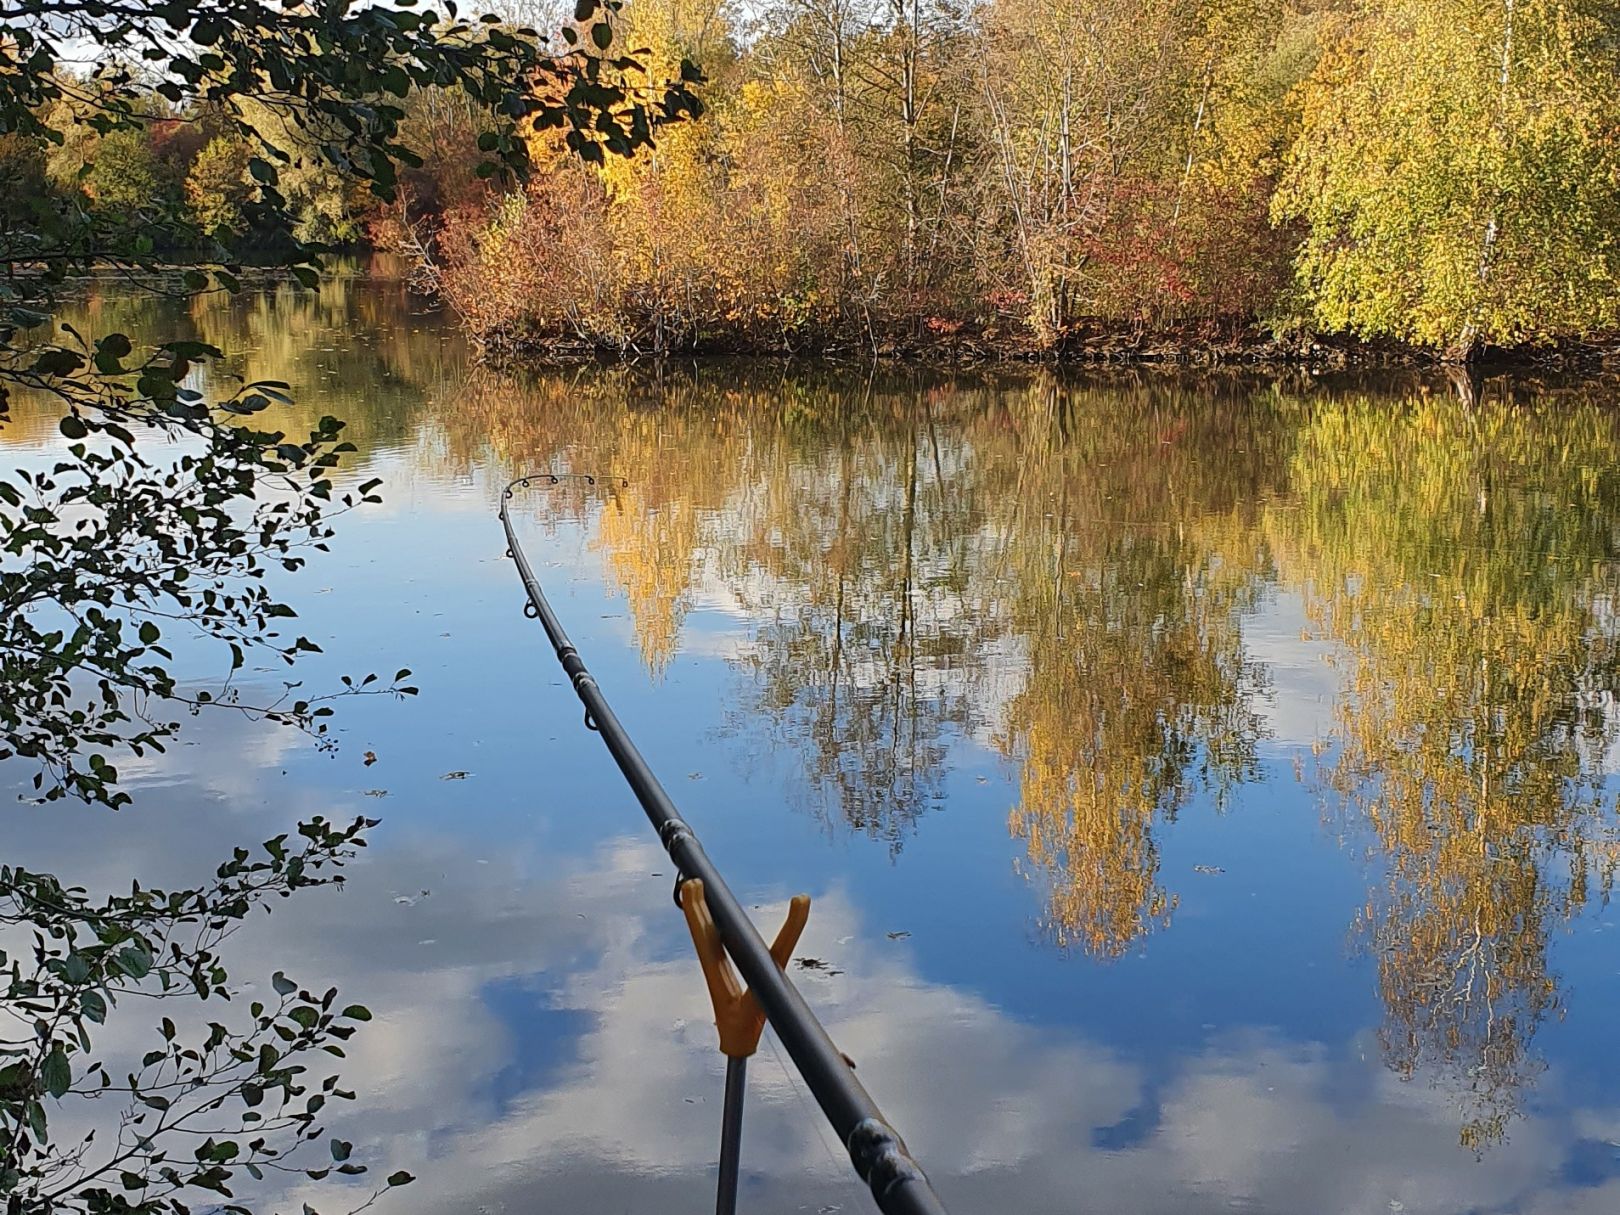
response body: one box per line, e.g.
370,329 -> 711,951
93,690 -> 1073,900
12,720 -> 1615,1215
1270,393 -> 1620,1148
10,277 -> 1620,1203
459,362 -> 1620,1150
981,384 -> 1277,956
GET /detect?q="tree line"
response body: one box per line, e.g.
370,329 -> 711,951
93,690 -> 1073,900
414,0 -> 1620,361
12,0 -> 1618,360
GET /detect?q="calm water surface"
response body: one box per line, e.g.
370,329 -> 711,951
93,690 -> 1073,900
9,267 -> 1620,1214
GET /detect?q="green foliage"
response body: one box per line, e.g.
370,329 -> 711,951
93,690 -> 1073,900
185,136 -> 254,237
0,0 -> 702,302
0,133 -> 49,233
1276,0 -> 1620,354
0,1 -> 699,1211
0,339 -> 419,805
1,0 -> 696,803
86,129 -> 166,213
0,817 -> 394,1215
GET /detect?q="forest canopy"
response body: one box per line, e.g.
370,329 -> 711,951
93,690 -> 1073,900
408,0 -> 1619,360
7,0 -> 1620,354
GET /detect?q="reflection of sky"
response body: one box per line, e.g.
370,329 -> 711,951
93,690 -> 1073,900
10,292 -> 1620,1214
1244,589 -> 1343,750
13,747 -> 1620,1215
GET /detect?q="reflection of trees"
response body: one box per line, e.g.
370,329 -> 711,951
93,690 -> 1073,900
459,366 -> 1285,896
453,365 -> 995,842
448,358 -> 1620,1146
723,404 -> 985,848
1271,390 -> 1620,1148
186,265 -> 464,455
4,261 -> 459,457
977,380 -> 1279,955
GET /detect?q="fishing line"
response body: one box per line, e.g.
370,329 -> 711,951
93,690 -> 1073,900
765,1024 -> 848,1173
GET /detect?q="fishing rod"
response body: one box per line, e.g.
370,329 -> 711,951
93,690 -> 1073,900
499,473 -> 950,1215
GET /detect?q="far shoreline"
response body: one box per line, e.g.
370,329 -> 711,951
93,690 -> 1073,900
467,318 -> 1620,373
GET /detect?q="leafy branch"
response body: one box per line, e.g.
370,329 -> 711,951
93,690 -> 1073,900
0,817 -> 415,1215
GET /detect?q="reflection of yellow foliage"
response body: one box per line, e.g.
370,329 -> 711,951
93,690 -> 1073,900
1270,389 -> 1620,1147
1004,554 -> 1261,957
452,368 -> 1292,916
594,480 -> 698,678
1007,632 -> 1182,957
4,262 -> 460,460
984,380 -> 1278,956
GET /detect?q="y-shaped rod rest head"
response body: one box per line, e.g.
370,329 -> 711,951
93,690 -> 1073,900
679,878 -> 810,1059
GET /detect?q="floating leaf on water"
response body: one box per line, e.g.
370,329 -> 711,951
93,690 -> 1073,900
363,751 -> 377,766
795,957 -> 844,976
440,770 -> 471,780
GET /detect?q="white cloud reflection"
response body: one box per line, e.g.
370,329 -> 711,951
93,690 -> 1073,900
0,600 -> 1606,1215
196,828 -> 1606,1215
5,706 -> 1611,1215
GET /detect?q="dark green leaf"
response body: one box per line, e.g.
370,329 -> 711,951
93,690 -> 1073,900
42,1048 -> 71,1098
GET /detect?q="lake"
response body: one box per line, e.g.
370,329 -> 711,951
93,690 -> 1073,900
8,263 -> 1620,1214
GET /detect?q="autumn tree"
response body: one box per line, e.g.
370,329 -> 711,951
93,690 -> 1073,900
1276,0 -> 1620,357
185,135 -> 254,236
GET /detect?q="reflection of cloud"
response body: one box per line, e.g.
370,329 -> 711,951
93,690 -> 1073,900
673,615 -> 757,662
1146,1038 -> 1547,1214
252,851 -> 1143,1213
1244,590 -> 1342,749
8,696 -> 1616,1215
1528,1182 -> 1620,1215
214,831 -> 1606,1215
116,689 -> 306,803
